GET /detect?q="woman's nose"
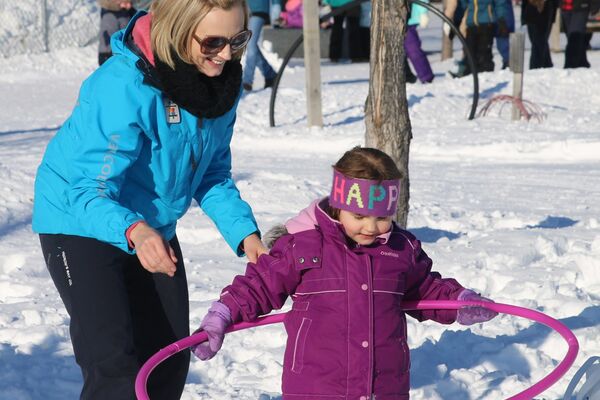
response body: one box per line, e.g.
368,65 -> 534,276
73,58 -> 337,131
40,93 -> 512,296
219,44 -> 233,60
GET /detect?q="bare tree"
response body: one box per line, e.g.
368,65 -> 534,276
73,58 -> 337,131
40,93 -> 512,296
365,0 -> 412,228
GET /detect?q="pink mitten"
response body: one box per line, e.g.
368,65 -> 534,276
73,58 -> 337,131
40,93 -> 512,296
456,289 -> 498,325
191,301 -> 232,360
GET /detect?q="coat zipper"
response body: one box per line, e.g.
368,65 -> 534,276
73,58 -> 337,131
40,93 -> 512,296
189,118 -> 203,180
366,254 -> 375,397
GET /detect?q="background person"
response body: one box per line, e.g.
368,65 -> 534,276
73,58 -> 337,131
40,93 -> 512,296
97,0 -> 152,65
242,0 -> 279,91
521,0 -> 559,68
561,0 -> 592,68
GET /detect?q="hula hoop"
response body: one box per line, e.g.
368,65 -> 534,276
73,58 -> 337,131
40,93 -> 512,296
135,300 -> 579,400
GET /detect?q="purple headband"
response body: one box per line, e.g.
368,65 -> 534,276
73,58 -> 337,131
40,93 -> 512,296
329,169 -> 400,217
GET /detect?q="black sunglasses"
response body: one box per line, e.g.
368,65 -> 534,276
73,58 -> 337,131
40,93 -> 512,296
192,30 -> 252,55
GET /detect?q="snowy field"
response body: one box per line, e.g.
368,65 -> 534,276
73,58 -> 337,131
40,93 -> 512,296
1,19 -> 600,400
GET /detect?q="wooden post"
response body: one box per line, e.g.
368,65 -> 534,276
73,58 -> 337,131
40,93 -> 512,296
550,9 -> 561,52
509,32 -> 525,120
441,0 -> 453,60
302,0 -> 323,127
41,0 -> 49,52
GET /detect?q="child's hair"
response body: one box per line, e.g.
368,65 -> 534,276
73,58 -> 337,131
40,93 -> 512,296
328,146 -> 403,219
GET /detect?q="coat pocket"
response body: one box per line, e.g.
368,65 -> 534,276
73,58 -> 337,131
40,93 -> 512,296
373,277 -> 406,296
291,317 -> 312,374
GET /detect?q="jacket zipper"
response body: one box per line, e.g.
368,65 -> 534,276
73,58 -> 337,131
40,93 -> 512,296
189,118 -> 203,179
366,254 -> 375,397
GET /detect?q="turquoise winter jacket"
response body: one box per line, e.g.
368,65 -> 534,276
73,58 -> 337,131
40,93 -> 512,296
32,14 -> 258,255
408,1 -> 429,26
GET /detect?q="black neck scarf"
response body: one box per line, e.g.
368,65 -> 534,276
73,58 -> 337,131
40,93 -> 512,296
152,50 -> 242,119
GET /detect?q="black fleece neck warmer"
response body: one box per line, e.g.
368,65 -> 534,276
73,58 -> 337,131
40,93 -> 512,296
153,50 -> 242,119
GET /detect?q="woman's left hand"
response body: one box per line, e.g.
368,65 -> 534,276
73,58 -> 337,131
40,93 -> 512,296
242,233 -> 268,263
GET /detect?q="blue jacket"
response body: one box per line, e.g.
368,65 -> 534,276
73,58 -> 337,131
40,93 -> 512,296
32,14 -> 258,255
461,0 -> 508,25
248,0 -> 271,14
408,1 -> 429,26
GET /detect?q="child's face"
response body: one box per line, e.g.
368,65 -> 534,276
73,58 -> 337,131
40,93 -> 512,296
338,210 -> 393,246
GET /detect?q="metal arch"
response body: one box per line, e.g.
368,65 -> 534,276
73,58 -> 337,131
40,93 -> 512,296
268,0 -> 479,127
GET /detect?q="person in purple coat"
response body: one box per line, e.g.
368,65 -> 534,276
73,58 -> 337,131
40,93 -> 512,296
405,1 -> 435,83
194,146 -> 497,399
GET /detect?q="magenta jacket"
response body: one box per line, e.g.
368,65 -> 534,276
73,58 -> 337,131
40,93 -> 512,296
220,199 -> 465,399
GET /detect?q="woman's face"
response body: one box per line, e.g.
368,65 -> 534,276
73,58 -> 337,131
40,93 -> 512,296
190,4 -> 245,77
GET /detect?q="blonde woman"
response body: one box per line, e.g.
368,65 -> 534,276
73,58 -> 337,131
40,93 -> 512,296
33,0 -> 266,397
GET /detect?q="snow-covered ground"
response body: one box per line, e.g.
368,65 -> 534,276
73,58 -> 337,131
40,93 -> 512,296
1,20 -> 599,400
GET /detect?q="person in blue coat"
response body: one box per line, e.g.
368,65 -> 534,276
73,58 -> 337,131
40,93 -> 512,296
32,0 -> 266,398
459,0 -> 508,74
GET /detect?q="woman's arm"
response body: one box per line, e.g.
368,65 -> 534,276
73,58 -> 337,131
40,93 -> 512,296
65,83 -> 147,252
193,108 -> 260,257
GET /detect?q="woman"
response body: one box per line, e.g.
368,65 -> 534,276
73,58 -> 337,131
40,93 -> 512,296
32,0 -> 266,398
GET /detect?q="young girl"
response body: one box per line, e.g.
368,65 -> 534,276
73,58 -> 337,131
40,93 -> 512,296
194,147 -> 497,399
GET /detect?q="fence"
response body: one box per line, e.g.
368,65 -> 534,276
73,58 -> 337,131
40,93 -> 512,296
0,0 -> 98,58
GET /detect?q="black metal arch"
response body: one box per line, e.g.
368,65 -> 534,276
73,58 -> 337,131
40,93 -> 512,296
268,0 -> 479,127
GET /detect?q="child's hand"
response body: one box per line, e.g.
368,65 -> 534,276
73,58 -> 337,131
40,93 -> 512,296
456,289 -> 498,325
191,302 -> 232,360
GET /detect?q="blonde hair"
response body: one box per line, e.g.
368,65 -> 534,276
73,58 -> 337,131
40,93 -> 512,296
328,146 -> 403,219
150,0 -> 249,68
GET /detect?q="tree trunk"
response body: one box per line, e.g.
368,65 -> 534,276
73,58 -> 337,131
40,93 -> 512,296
365,0 -> 412,228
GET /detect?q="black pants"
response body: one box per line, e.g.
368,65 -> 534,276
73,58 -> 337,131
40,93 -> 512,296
562,10 -> 591,68
527,19 -> 554,69
329,7 -> 361,61
466,24 -> 496,74
40,234 -> 190,400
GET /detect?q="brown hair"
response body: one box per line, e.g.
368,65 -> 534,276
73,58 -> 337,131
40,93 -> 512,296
328,146 -> 403,219
150,0 -> 249,68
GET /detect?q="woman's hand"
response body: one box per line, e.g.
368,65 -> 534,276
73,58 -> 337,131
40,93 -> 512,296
129,222 -> 177,277
242,233 -> 268,263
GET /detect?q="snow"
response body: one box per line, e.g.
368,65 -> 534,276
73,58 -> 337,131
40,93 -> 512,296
1,16 -> 600,400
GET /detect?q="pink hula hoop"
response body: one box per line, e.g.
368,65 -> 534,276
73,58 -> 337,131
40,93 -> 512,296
135,300 -> 579,400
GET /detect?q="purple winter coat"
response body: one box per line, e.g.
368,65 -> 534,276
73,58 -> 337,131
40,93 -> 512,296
219,199 -> 465,399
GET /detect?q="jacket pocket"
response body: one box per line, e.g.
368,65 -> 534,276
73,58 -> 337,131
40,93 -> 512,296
291,317 -> 312,374
294,277 -> 346,296
373,277 -> 406,296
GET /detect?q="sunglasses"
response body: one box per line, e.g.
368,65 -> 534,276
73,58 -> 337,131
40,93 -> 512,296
192,30 -> 252,55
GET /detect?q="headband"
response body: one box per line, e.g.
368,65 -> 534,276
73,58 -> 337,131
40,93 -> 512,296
329,169 -> 400,217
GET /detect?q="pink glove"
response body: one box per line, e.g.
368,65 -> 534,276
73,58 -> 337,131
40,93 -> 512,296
456,289 -> 498,325
191,301 -> 232,360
